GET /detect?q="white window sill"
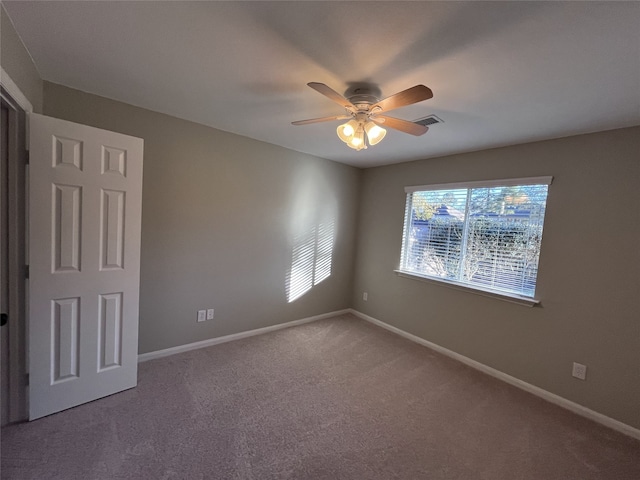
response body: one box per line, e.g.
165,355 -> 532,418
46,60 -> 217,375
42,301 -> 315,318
394,270 -> 540,307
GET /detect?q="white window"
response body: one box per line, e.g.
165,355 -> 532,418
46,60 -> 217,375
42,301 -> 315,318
399,177 -> 552,300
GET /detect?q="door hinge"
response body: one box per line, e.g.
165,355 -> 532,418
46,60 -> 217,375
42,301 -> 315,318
25,150 -> 30,165
25,373 -> 29,386
25,265 -> 29,279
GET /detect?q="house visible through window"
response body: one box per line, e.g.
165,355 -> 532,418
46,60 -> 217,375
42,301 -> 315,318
399,177 -> 552,299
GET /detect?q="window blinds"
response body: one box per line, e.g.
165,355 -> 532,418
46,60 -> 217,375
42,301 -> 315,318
400,179 -> 551,298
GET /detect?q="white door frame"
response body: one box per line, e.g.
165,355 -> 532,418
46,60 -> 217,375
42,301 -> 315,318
0,67 -> 34,114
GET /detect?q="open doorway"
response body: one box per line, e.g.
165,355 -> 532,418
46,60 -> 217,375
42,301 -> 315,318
1,86 -> 28,425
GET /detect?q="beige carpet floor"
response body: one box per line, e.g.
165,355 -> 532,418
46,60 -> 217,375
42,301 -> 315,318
1,313 -> 639,479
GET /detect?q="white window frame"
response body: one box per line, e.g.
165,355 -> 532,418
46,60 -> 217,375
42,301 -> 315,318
396,176 -> 553,307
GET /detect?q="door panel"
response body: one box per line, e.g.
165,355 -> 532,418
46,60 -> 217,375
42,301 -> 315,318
28,113 -> 143,420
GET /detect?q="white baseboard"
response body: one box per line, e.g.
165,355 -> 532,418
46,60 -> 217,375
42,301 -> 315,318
348,309 -> 640,441
138,309 -> 350,363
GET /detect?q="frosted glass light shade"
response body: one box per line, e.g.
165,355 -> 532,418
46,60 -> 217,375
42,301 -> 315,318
346,128 -> 366,150
337,119 -> 359,143
364,121 -> 386,145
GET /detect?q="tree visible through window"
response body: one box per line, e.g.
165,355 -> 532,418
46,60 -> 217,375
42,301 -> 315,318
400,177 -> 551,298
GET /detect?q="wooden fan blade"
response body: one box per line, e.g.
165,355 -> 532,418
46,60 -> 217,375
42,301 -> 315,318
372,85 -> 433,113
307,82 -> 355,110
292,115 -> 351,126
372,115 -> 429,136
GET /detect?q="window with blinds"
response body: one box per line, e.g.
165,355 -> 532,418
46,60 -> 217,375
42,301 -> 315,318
400,177 -> 552,299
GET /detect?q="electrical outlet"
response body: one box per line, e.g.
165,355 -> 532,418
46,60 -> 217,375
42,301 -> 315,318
363,292 -> 368,301
206,308 -> 215,320
197,310 -> 206,322
572,362 -> 587,380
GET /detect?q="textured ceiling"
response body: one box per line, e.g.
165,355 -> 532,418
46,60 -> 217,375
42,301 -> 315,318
4,1 -> 640,168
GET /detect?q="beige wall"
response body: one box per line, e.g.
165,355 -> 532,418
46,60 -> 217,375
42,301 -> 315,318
351,126 -> 640,429
0,4 -> 43,112
44,82 -> 361,354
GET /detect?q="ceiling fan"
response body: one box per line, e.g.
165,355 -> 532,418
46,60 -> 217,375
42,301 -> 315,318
292,82 -> 433,151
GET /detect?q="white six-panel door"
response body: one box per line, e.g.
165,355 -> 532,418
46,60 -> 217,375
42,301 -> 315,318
28,113 -> 143,420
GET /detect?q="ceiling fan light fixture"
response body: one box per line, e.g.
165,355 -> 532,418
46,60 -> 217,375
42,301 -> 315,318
294,82 -> 433,151
337,119 -> 359,143
364,121 -> 386,146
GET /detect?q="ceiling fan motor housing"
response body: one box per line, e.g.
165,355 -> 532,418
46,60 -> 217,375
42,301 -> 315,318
348,94 -> 379,110
346,86 -> 381,111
